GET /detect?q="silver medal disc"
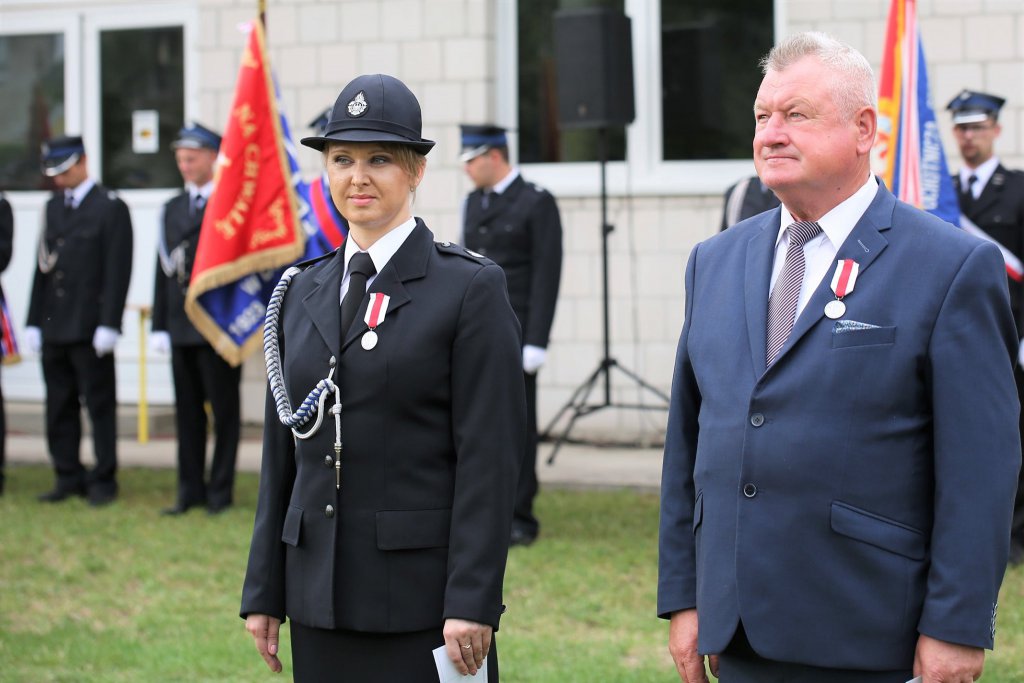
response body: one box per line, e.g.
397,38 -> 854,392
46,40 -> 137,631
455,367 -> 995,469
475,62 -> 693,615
361,330 -> 378,350
824,299 -> 846,319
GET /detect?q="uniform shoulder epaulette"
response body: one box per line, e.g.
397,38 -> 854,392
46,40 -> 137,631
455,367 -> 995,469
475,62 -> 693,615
291,248 -> 338,273
107,190 -> 119,200
435,240 -> 495,265
530,182 -> 550,195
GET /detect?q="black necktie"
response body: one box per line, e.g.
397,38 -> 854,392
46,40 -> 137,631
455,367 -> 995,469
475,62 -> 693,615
481,190 -> 492,211
340,252 -> 376,343
191,193 -> 206,217
962,174 -> 978,211
64,192 -> 74,213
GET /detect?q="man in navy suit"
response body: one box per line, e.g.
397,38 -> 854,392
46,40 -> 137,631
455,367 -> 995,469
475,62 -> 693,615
658,32 -> 1020,682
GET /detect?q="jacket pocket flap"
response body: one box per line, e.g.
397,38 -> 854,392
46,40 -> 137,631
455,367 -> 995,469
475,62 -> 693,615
376,508 -> 452,550
692,491 -> 703,533
830,501 -> 924,560
282,505 -> 302,547
832,325 -> 896,348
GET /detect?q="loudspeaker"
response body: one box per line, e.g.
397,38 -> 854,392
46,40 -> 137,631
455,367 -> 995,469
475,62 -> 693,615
553,8 -> 635,129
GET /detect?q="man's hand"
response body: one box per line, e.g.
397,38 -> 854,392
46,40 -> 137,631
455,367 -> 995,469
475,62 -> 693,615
245,613 -> 283,673
443,618 -> 492,677
914,633 -> 984,683
669,609 -> 715,682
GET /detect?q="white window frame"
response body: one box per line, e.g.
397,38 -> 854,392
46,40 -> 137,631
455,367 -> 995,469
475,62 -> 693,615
496,0 -> 785,197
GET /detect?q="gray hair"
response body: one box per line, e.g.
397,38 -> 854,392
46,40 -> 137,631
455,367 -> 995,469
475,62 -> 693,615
760,32 -> 876,119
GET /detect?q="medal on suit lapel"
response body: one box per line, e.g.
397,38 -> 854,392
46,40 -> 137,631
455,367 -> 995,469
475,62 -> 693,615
825,259 -> 859,319
361,292 -> 390,350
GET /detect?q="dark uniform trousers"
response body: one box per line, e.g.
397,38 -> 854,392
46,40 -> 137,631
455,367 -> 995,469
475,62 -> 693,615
42,343 -> 117,493
463,175 -> 562,537
27,185 -> 133,496
0,195 -> 14,493
954,167 -> 1024,545
153,192 -> 242,507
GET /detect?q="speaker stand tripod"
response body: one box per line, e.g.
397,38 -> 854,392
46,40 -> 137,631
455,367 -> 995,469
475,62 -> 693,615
541,127 -> 669,464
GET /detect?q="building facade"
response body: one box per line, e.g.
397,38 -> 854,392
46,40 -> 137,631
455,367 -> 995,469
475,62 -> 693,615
1,0 -> 1022,439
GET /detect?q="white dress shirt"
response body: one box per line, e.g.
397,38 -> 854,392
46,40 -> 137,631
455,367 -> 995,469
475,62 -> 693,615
959,156 -> 999,200
339,216 -> 417,302
65,178 -> 96,209
769,175 -> 878,319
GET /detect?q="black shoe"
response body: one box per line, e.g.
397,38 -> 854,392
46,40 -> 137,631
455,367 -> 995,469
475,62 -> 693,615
37,486 -> 86,503
207,502 -> 232,515
161,503 -> 196,516
510,528 -> 537,547
87,490 -> 117,507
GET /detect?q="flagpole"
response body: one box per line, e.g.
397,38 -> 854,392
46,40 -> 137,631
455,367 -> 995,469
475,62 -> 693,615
259,0 -> 266,29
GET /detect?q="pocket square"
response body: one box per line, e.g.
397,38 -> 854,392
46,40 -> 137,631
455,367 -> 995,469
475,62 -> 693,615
833,320 -> 881,333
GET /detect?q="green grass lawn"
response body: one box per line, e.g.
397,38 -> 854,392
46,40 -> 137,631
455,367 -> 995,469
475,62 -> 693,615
1,464 -> 1022,682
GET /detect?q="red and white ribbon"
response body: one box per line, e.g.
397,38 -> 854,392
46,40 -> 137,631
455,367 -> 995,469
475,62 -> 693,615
364,292 -> 390,329
830,259 -> 860,299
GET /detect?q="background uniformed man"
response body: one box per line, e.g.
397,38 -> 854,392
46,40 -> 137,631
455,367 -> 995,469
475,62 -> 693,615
947,89 -> 1024,565
460,124 -> 563,546
720,175 -> 780,231
0,192 -> 12,496
25,136 -> 133,506
151,123 -> 241,516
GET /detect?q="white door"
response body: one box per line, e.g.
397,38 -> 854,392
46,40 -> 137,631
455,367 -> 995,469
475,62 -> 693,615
0,3 -> 200,405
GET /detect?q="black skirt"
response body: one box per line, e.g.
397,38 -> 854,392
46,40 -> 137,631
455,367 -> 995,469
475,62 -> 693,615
290,621 -> 499,683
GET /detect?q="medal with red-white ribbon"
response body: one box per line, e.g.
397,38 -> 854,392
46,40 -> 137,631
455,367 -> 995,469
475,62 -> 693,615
361,292 -> 390,350
825,259 -> 859,319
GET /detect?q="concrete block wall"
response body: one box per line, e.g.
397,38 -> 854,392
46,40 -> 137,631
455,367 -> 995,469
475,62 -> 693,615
196,0 -> 1024,439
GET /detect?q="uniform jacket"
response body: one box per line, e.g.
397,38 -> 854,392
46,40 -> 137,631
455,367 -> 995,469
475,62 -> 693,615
0,196 -> 12,344
720,176 -> 781,231
27,185 -> 133,344
953,165 -> 1024,329
152,192 -> 206,345
658,185 -> 1021,670
241,220 -> 525,633
463,175 -> 562,348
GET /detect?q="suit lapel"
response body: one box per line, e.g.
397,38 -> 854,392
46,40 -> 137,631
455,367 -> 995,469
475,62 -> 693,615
303,249 -> 345,355
480,176 -> 523,222
744,209 -> 781,376
773,185 -> 894,366
341,220 -> 433,351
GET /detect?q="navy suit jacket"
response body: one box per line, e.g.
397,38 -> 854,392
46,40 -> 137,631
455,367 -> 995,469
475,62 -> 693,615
658,184 -> 1021,670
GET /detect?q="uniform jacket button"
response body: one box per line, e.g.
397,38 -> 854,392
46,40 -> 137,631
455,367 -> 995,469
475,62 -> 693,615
743,483 -> 758,498
324,455 -> 334,467
750,413 -> 764,427
56,288 -> 65,297
325,504 -> 335,518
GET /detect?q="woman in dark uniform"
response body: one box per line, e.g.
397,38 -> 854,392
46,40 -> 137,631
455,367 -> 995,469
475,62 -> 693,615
241,74 -> 525,681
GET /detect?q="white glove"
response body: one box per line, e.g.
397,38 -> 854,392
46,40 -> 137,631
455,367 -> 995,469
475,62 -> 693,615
150,331 -> 171,355
1019,338 -> 1024,369
93,326 -> 119,357
523,344 -> 547,374
24,326 -> 42,354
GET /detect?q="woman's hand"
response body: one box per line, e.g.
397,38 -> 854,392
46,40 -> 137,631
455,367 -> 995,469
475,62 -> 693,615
245,613 -> 283,673
443,618 -> 492,676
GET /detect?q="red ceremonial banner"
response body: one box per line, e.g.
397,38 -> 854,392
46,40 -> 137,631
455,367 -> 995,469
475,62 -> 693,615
184,20 -> 304,365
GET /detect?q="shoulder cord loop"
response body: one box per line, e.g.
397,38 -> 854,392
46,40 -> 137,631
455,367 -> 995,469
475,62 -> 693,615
264,266 -> 341,440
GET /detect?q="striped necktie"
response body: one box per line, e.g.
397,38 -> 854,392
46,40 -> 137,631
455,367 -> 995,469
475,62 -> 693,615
766,220 -> 822,366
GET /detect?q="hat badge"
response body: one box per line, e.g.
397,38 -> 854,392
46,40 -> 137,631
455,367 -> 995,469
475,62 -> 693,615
347,91 -> 368,117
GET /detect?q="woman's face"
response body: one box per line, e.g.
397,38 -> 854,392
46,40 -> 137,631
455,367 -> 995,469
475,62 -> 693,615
324,142 -> 424,245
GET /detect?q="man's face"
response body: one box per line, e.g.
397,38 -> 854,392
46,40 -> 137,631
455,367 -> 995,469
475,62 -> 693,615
953,117 -> 1000,168
51,157 -> 88,190
175,147 -> 218,187
753,56 -> 870,211
463,149 -> 500,190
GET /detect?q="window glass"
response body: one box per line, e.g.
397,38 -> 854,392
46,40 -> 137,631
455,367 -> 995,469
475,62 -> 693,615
0,33 -> 65,191
100,26 -> 184,189
517,0 -> 627,163
662,1 -> 773,160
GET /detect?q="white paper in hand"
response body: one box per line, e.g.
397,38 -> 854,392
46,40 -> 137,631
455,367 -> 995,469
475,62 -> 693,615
432,645 -> 488,682
905,677 -> 922,683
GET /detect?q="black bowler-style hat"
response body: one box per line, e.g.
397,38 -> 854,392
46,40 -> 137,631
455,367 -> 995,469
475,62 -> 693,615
946,89 -> 1007,124
171,122 -> 222,151
459,124 -> 508,163
41,135 -> 85,177
300,74 -> 435,155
